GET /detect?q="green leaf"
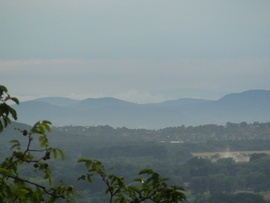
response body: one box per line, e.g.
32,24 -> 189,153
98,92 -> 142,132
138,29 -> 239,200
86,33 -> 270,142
87,174 -> 92,183
38,125 -> 45,134
127,185 -> 140,193
9,139 -> 20,149
9,139 -> 20,143
77,175 -> 86,181
3,118 -> 7,127
31,121 -> 40,133
9,107 -> 17,120
0,121 -> 3,132
10,97 -> 19,105
77,158 -> 93,168
43,123 -> 51,132
138,169 -> 153,175
53,148 -> 58,159
0,85 -> 8,92
0,105 -> 3,115
133,178 -> 143,182
0,167 -> 12,175
1,103 -> 10,116
39,135 -> 48,147
56,148 -> 65,159
77,158 -> 90,163
6,117 -> 11,125
16,188 -> 30,199
42,120 -> 52,125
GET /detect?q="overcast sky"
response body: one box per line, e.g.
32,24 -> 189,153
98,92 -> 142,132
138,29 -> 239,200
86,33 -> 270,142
1,0 -> 270,103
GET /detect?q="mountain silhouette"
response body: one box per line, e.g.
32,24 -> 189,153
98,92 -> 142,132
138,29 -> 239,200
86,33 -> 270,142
13,90 -> 270,129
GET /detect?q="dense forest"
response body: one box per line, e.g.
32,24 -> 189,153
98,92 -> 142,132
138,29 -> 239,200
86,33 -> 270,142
2,121 -> 270,202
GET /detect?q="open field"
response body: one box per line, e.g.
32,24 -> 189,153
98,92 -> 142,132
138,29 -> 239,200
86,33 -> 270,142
192,150 -> 270,162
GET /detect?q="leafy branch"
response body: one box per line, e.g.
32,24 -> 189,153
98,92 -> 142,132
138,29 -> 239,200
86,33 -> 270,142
0,86 -> 74,202
0,85 -> 19,132
77,159 -> 186,203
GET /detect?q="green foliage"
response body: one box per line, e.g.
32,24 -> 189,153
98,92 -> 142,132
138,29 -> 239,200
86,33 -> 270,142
0,86 -> 74,202
78,158 -> 186,202
0,85 -> 19,132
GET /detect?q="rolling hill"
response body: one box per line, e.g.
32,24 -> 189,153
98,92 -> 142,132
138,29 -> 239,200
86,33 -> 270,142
13,90 -> 270,129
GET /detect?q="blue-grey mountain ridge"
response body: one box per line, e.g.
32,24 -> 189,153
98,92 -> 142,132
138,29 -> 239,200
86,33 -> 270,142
13,90 -> 270,129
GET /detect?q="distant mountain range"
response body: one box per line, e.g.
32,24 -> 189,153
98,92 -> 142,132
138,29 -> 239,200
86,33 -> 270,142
13,90 -> 270,129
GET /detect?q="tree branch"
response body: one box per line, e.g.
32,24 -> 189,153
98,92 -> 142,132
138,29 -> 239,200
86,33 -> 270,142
7,175 -> 65,199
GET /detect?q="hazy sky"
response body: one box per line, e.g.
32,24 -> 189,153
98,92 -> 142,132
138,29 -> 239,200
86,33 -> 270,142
1,0 -> 270,103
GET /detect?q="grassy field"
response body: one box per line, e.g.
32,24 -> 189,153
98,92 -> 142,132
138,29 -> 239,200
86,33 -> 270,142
192,150 -> 270,162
